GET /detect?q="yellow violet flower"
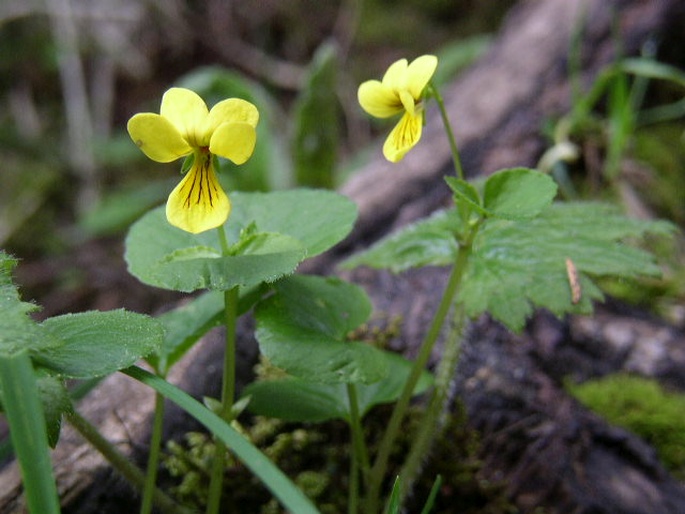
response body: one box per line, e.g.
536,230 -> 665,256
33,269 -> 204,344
358,55 -> 437,163
127,87 -> 259,234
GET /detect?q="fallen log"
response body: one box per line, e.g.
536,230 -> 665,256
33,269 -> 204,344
2,0 -> 684,512
454,311 -> 685,514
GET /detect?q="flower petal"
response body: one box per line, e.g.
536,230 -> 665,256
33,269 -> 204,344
406,55 -> 438,99
127,113 -> 192,163
358,80 -> 403,118
382,58 -> 408,89
160,88 -> 209,146
209,122 -> 257,165
206,98 -> 260,137
166,152 -> 230,233
399,90 -> 415,116
382,111 -> 423,163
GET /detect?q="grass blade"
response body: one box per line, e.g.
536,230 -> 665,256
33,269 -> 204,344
0,351 -> 60,514
384,476 -> 402,514
122,366 -> 320,514
420,475 -> 443,514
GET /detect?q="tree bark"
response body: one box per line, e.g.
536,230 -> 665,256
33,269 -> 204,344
454,310 -> 685,514
2,0 -> 684,512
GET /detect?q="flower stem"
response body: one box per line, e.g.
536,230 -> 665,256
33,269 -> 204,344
349,450 -> 359,514
347,383 -> 371,514
217,226 -> 231,255
140,392 -> 166,514
428,83 -> 464,180
66,408 -> 189,514
219,288 -> 239,417
348,384 -> 371,473
205,285 -> 239,514
364,222 -> 479,514
398,304 -> 466,498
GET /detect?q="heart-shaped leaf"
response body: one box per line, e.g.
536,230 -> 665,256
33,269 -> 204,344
483,167 -> 558,219
125,189 -> 357,292
255,275 -> 387,384
35,310 -> 163,379
243,351 -> 433,422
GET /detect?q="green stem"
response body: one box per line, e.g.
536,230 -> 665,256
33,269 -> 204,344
66,408 -> 189,514
428,83 -> 464,180
205,440 -> 227,514
220,288 -> 239,418
347,384 -> 371,514
398,304 -> 466,498
140,392 -> 166,514
347,384 -> 371,474
205,285 -> 239,514
216,225 -> 231,255
365,223 -> 479,514
349,454 -> 359,514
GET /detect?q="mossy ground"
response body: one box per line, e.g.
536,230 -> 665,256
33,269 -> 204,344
567,373 -> 685,479
163,403 -> 515,513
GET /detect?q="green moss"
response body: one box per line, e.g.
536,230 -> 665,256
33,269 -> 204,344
345,313 -> 403,348
163,418 -> 348,513
567,374 -> 685,478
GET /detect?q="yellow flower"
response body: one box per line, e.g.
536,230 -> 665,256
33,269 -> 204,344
127,87 -> 259,234
358,55 -> 437,163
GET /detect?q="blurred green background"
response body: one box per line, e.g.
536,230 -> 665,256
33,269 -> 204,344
1,0 -> 684,323
0,0 -> 512,315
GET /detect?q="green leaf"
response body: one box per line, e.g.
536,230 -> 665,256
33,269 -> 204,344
384,476 -> 402,514
225,190 -> 357,258
352,351 -> 433,415
160,245 -> 223,262
483,167 -> 558,219
36,375 -> 70,447
129,212 -> 305,292
125,209 -> 305,293
123,366 -> 320,514
244,379 -> 348,422
228,231 -> 294,257
0,252 -> 61,356
254,275 -> 387,384
292,42 -> 339,188
459,202 -> 674,332
619,57 -> 685,89
340,209 -> 463,273
444,176 -> 484,215
152,291 -> 223,372
420,475 -> 443,514
243,351 -> 433,422
0,351 -> 60,514
125,189 -> 357,292
35,310 -> 164,378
